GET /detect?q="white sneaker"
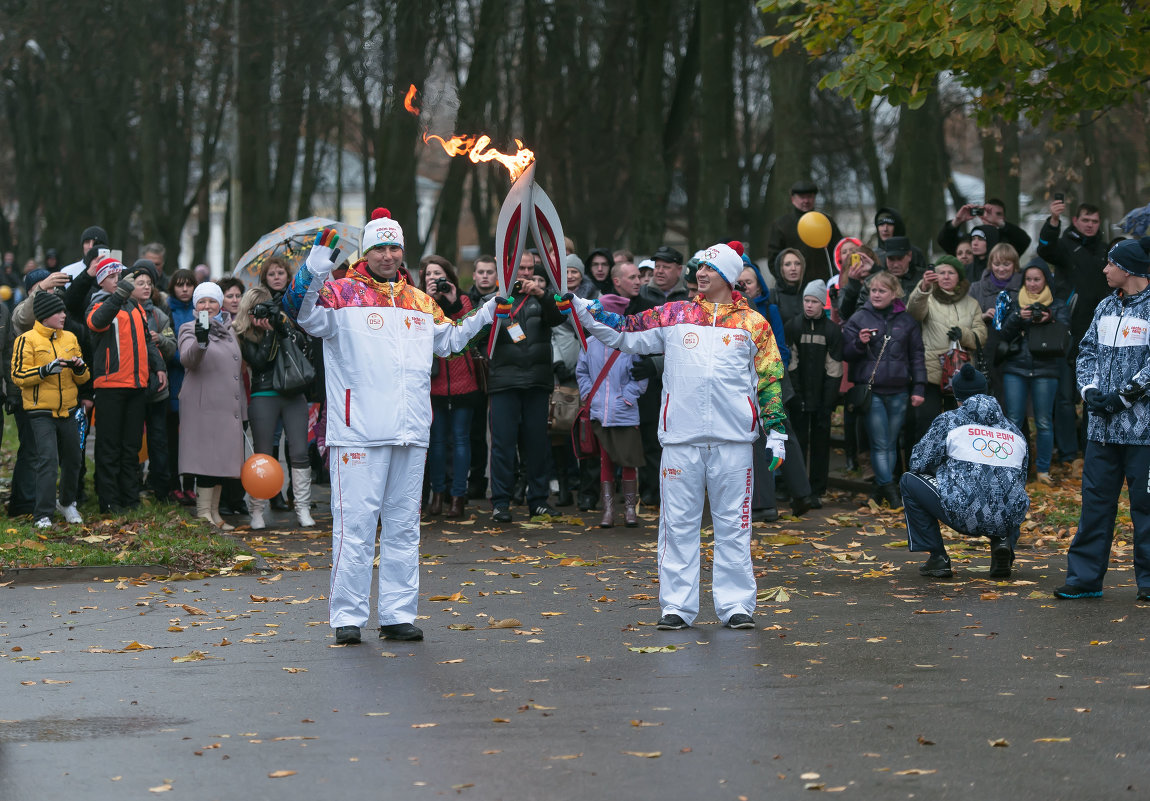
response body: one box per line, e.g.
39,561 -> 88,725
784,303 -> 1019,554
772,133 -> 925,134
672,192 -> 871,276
57,503 -> 83,524
34,517 -> 52,529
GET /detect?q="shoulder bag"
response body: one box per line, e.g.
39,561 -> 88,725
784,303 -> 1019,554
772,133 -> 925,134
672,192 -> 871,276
271,331 -> 317,396
568,351 -> 621,456
1027,320 -> 1070,357
845,332 -> 890,414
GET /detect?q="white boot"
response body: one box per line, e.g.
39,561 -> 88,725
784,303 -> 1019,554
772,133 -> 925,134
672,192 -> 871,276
195,486 -> 215,527
248,496 -> 267,530
209,485 -> 235,532
292,467 -> 316,528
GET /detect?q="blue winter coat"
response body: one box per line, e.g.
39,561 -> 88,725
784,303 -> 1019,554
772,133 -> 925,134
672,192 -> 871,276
910,394 -> 1031,538
842,301 -> 927,397
1077,285 -> 1150,446
575,338 -> 647,427
166,294 -> 196,411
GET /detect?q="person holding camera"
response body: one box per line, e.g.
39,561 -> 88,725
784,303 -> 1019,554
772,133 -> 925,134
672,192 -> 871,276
129,263 -> 178,503
998,262 -> 1070,485
908,257 -> 987,442
235,284 -> 315,529
178,281 -> 245,531
10,291 -> 90,528
85,257 -> 168,514
420,255 -> 482,519
842,272 -> 926,507
937,199 -> 1032,269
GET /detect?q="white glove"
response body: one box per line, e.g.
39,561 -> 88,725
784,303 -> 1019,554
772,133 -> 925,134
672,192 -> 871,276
765,429 -> 787,471
305,228 -> 342,275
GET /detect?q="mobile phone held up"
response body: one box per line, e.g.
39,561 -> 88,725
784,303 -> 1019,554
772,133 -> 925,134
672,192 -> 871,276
1054,192 -> 1064,202
198,310 -> 210,329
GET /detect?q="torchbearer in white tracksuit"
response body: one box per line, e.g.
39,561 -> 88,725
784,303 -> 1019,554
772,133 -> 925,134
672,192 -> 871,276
572,241 -> 788,630
296,210 -> 498,646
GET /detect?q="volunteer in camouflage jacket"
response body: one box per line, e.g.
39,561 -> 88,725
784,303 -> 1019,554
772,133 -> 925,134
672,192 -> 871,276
900,364 -> 1030,580
1056,237 -> 1150,600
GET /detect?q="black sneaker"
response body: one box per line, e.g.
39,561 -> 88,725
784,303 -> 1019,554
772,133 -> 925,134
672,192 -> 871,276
919,553 -> 953,578
791,496 -> 812,517
751,507 -> 779,523
379,623 -> 424,641
1137,588 -> 1150,602
1053,584 -> 1103,599
335,625 -> 361,645
492,507 -> 512,523
725,613 -> 755,629
809,496 -> 823,509
530,504 -> 557,517
988,537 -> 1013,579
656,613 -> 689,631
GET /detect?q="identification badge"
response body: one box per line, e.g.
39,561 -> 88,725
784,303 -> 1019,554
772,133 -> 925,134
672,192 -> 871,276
506,322 -> 526,342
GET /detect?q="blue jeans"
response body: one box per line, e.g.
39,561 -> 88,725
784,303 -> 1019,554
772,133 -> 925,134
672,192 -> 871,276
864,392 -> 908,486
1002,374 -> 1057,472
429,398 -> 474,498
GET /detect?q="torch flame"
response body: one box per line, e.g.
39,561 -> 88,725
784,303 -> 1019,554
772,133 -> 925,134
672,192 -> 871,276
405,84 -> 534,183
424,133 -> 535,183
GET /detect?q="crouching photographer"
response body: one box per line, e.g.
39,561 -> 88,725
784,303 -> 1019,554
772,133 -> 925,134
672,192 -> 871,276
236,282 -> 317,529
419,255 -> 483,518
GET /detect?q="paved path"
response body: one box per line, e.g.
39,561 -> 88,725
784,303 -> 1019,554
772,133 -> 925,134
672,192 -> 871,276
3,494 -> 1148,800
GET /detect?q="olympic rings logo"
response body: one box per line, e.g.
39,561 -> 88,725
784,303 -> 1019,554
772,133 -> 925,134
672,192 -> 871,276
971,437 -> 1013,459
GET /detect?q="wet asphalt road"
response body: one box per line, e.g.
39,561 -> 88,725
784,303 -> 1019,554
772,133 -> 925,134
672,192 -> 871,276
2,501 -> 1149,801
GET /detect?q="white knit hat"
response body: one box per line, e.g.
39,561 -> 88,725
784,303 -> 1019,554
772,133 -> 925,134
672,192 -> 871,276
695,243 -> 744,286
362,207 -> 404,252
192,281 -> 223,307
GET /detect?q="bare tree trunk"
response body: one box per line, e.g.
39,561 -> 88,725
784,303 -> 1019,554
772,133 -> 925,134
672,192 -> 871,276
696,0 -> 735,242
763,15 -> 813,228
981,116 -> 1021,222
887,84 -> 947,253
628,0 -> 671,252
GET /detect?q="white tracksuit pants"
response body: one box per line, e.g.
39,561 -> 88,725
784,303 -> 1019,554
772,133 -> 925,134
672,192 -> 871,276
658,442 -> 756,625
328,444 -> 426,628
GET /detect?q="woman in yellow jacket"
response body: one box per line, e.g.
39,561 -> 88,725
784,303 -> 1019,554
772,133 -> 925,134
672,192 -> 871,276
907,256 -> 987,440
10,292 -> 90,528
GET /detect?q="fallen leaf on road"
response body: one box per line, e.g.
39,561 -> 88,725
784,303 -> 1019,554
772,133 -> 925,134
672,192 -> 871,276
628,645 -> 679,653
41,679 -> 71,685
622,751 -> 661,758
894,769 -> 936,775
492,718 -> 510,723
181,605 -> 207,616
540,612 -> 564,617
988,738 -> 1009,747
438,658 -> 465,664
447,623 -> 475,631
267,770 -> 296,778
148,784 -> 173,793
122,641 -> 154,651
282,667 -> 307,673
364,713 -> 390,716
630,720 -> 663,727
549,754 -> 581,759
487,618 -> 521,628
1034,737 -> 1071,743
171,650 -> 213,663
411,723 -> 437,728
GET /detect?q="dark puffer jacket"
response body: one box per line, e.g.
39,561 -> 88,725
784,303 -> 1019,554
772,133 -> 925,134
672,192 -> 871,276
485,292 -> 566,393
842,300 -> 926,397
1036,219 -> 1108,342
999,287 -> 1072,380
910,394 -> 1031,538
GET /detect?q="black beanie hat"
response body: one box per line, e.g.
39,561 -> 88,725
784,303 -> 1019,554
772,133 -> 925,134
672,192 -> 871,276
33,290 -> 66,323
80,226 -> 109,247
951,363 -> 988,402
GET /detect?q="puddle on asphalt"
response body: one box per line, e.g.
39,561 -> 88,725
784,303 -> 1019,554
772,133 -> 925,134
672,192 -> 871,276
0,716 -> 188,743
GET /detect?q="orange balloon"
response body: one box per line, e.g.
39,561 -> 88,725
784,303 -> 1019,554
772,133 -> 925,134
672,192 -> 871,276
797,211 -> 832,249
242,453 -> 284,500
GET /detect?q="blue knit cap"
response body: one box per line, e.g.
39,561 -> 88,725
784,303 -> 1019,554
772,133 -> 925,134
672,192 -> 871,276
1109,237 -> 1150,278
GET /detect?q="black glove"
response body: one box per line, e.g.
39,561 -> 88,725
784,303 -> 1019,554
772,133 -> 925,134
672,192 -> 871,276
195,320 -> 210,344
38,359 -> 64,378
113,276 -> 135,300
630,357 -> 657,381
4,398 -> 21,415
946,326 -> 963,342
553,360 -> 572,382
1083,387 -> 1104,411
69,359 -> 86,374
1091,390 -> 1127,415
83,247 -> 102,269
1120,379 -> 1148,405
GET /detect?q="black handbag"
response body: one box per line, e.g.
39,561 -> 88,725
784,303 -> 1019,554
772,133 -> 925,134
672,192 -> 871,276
845,331 -> 891,414
1027,320 -> 1070,357
271,332 -> 316,396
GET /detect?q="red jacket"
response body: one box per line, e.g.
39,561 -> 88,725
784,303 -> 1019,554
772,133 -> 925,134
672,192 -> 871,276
430,295 -> 481,398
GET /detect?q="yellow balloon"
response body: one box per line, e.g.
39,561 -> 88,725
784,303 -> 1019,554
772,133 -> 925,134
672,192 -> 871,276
0,285 -> 11,301
797,211 -> 832,249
